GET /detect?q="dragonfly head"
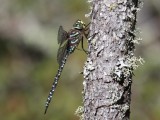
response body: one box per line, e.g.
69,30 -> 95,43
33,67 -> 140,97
73,19 -> 86,30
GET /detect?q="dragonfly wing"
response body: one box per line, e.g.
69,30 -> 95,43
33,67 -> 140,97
57,42 -> 68,65
58,26 -> 68,46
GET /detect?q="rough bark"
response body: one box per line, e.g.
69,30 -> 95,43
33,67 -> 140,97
83,0 -> 140,120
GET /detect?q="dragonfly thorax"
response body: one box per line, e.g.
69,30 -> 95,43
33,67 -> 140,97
68,29 -> 82,53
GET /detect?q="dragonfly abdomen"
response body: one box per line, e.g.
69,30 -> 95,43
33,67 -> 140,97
44,54 -> 68,114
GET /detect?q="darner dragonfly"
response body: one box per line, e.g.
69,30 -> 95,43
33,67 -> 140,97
44,20 -> 90,114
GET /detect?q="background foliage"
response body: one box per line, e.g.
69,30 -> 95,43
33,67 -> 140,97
0,0 -> 159,120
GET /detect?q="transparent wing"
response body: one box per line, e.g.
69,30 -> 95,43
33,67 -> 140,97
57,42 -> 68,65
58,26 -> 68,46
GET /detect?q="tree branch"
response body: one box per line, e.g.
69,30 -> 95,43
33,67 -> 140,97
83,0 -> 142,119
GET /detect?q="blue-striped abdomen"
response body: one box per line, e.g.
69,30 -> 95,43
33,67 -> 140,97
44,54 -> 68,114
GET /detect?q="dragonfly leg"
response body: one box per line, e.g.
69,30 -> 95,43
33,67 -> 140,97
84,22 -> 98,40
85,22 -> 90,30
83,22 -> 90,38
87,33 -> 97,40
81,37 -> 89,54
84,31 -> 89,39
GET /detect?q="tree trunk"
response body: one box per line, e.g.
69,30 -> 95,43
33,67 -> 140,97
83,0 -> 140,119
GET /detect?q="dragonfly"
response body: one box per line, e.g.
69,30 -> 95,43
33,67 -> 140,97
44,20 -> 90,114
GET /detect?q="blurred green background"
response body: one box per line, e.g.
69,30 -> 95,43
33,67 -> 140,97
0,0 -> 159,120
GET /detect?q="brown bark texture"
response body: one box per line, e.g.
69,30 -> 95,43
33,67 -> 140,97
83,0 -> 139,120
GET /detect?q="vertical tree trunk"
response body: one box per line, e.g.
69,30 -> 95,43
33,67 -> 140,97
83,0 -> 140,119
